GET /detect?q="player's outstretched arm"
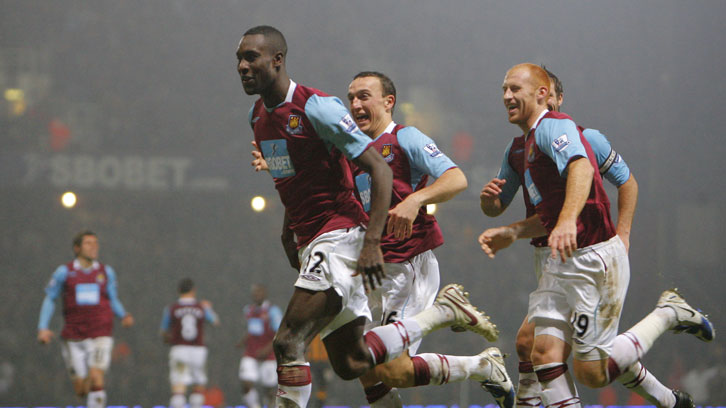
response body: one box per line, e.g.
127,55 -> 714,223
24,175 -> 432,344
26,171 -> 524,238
615,174 -> 638,252
352,147 -> 392,293
549,158 -> 593,261
479,215 -> 546,258
480,178 -> 507,217
387,167 -> 467,240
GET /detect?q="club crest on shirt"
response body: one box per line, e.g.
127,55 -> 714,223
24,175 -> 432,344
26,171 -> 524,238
96,273 -> 105,283
286,115 -> 303,135
527,143 -> 535,163
381,144 -> 394,162
552,133 -> 571,153
423,143 -> 443,158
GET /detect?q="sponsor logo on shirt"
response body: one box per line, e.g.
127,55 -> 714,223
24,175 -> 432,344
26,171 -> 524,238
300,274 -> 322,282
381,144 -> 394,163
339,114 -> 360,133
355,173 -> 372,212
423,143 -> 443,158
286,115 -> 303,135
552,134 -> 571,153
524,169 -> 542,206
261,139 -> 296,178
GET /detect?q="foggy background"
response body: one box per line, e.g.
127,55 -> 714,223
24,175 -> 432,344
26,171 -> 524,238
1,0 -> 725,405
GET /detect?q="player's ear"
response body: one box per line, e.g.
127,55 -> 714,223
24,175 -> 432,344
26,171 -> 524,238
273,52 -> 284,69
385,94 -> 395,112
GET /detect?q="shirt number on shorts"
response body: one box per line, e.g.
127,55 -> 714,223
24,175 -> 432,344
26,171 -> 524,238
572,313 -> 589,337
305,251 -> 325,275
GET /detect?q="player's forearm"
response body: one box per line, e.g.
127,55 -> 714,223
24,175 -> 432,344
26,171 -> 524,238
362,157 -> 393,243
509,215 -> 547,240
409,167 -> 467,207
558,158 -> 594,223
38,296 -> 55,330
616,175 -> 638,237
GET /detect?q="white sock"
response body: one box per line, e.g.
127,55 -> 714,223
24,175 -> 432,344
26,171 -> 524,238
87,389 -> 107,408
277,363 -> 312,408
370,387 -> 403,408
189,392 -> 204,408
244,388 -> 261,408
516,363 -> 542,408
170,393 -> 186,408
411,304 -> 455,333
367,320 -> 424,364
534,363 -> 581,408
614,308 -> 673,365
414,353 -> 491,384
617,361 -> 675,408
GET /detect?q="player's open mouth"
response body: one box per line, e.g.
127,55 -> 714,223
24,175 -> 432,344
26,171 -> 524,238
354,114 -> 370,124
507,104 -> 518,114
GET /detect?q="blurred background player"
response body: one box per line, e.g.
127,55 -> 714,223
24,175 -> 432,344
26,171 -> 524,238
37,230 -> 134,408
160,278 -> 220,408
237,284 -> 282,408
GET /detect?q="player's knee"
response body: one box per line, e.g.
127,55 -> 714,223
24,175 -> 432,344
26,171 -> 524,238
515,331 -> 534,361
573,361 -> 608,388
272,333 -> 303,363
328,352 -> 369,381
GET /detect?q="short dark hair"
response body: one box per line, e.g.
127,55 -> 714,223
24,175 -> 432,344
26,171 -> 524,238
541,65 -> 563,98
353,71 -> 397,113
72,230 -> 96,248
244,25 -> 287,57
178,278 -> 195,294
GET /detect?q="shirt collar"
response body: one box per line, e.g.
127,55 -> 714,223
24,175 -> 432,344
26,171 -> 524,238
530,109 -> 549,131
73,259 -> 99,271
374,121 -> 396,141
264,79 -> 297,112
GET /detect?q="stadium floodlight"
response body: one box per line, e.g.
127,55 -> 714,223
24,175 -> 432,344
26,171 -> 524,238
251,196 -> 266,212
61,191 -> 77,208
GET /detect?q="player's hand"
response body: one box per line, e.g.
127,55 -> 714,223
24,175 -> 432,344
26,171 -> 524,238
386,197 -> 421,240
121,314 -> 135,328
548,219 -> 578,262
200,300 -> 212,309
37,329 -> 54,345
480,178 -> 506,203
353,240 -> 385,293
251,141 -> 269,172
478,226 -> 516,259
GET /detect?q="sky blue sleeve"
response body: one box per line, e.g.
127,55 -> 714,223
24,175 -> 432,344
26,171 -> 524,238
105,266 -> 127,318
160,306 -> 170,331
269,305 -> 283,332
495,140 -> 520,208
304,95 -> 372,160
398,127 -> 457,185
535,117 -> 588,176
247,105 -> 255,130
582,128 -> 631,187
205,306 -> 219,324
38,265 -> 68,330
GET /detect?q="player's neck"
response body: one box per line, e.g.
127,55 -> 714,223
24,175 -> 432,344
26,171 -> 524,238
522,107 -> 548,134
367,117 -> 393,139
77,257 -> 93,269
261,74 -> 291,108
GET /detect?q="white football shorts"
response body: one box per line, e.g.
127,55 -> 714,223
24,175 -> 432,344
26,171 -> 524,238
61,336 -> 113,378
528,235 -> 630,360
294,227 -> 372,339
238,356 -> 278,388
366,250 -> 440,355
169,345 -> 208,386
